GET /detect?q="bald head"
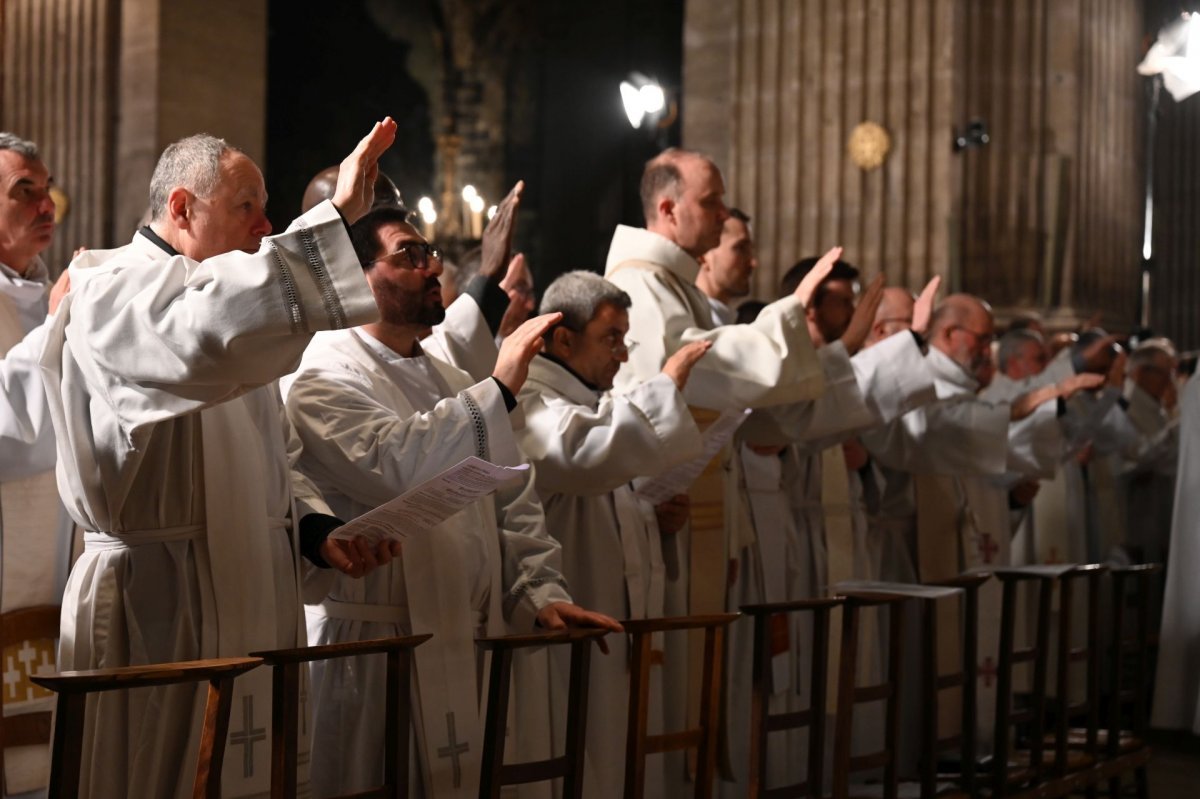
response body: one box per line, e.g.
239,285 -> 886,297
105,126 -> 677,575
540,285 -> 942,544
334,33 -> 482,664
640,148 -> 729,257
301,165 -> 407,215
929,294 -> 995,383
865,287 -> 915,347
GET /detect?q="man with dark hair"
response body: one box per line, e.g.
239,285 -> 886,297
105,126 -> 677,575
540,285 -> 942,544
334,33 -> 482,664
695,207 -> 755,325
286,215 -> 620,797
516,270 -> 710,798
43,120 -> 396,797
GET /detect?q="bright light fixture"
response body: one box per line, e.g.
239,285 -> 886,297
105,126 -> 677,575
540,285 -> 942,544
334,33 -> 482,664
487,205 -> 498,221
417,196 -> 435,215
461,185 -> 478,203
620,81 -> 645,128
639,83 -> 666,114
468,195 -> 485,214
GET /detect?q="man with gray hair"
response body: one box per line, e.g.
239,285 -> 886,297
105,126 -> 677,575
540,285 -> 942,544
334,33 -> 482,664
515,270 -> 710,798
995,327 -> 1049,379
40,120 -> 397,797
0,131 -> 75,794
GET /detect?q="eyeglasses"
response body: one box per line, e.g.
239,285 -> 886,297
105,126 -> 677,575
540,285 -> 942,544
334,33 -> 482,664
952,326 -> 994,347
366,242 -> 443,271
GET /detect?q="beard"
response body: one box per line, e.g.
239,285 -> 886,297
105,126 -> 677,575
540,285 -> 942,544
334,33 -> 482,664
375,276 -> 446,327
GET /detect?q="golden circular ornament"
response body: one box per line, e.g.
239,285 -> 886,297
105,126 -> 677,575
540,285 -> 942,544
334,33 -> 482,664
49,186 -> 70,223
847,122 -> 891,171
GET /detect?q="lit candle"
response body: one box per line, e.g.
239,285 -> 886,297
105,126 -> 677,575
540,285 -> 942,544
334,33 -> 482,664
469,195 -> 485,238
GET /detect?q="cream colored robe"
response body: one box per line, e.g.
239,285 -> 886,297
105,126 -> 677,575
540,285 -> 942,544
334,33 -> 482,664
516,356 -> 702,799
284,329 -> 571,798
1152,376 -> 1200,732
40,202 -> 377,798
0,258 -> 76,793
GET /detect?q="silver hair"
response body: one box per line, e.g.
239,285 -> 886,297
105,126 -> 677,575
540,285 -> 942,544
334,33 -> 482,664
0,132 -> 40,160
996,328 -> 1045,372
539,270 -> 631,335
147,134 -> 235,222
1129,337 -> 1177,371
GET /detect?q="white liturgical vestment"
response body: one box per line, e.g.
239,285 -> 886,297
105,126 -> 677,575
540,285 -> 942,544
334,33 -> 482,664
0,258 -> 76,793
1152,376 -> 1200,732
285,329 -> 571,798
516,355 -> 702,799
39,201 -> 378,798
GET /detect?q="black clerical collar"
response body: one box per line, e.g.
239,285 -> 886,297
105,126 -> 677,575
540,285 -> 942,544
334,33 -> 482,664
139,225 -> 181,257
538,352 -> 601,392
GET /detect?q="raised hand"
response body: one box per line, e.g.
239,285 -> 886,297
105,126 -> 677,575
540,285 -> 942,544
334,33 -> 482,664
840,273 -> 885,354
1078,334 -> 1120,374
661,340 -> 712,390
794,245 -> 842,307
480,181 -> 524,280
497,253 -> 536,339
912,275 -> 942,336
1058,371 -> 1106,399
48,269 -> 71,315
332,118 -> 398,225
492,311 -> 563,394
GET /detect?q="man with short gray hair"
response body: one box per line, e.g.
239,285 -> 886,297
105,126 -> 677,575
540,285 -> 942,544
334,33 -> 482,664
41,120 -> 397,797
516,270 -> 710,798
0,131 -> 75,794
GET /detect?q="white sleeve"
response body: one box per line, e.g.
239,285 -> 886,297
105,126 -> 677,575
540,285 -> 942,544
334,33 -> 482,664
52,201 -> 378,437
286,365 -> 512,510
609,267 -> 824,409
517,373 -> 702,496
421,293 -> 498,382
0,319 -> 56,480
861,397 -> 1011,476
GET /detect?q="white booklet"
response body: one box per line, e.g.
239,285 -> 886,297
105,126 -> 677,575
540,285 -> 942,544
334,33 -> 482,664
634,408 -> 751,504
331,456 -> 529,545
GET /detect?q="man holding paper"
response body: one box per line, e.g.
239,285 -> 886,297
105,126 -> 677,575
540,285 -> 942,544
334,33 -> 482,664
284,207 -> 620,797
515,270 -> 710,798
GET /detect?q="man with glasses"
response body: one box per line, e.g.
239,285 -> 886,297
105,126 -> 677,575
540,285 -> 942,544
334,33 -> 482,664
284,208 -> 621,797
860,294 -> 1103,751
514,270 -> 711,798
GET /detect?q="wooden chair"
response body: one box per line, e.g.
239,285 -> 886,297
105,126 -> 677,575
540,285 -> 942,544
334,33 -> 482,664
740,596 -> 844,798
1098,564 -> 1160,799
476,627 -> 608,799
1039,564 -> 1107,797
990,565 -> 1070,798
32,656 -> 262,798
0,605 -> 59,797
916,573 -> 992,798
622,614 -> 738,799
250,634 -> 432,798
827,587 -> 911,799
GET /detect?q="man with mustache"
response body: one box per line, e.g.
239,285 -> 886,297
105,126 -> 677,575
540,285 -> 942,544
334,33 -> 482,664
285,207 -> 621,797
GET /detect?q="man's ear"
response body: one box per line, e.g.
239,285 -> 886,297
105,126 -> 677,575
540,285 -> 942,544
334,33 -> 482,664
166,187 -> 193,229
549,325 -> 573,356
657,195 -> 675,225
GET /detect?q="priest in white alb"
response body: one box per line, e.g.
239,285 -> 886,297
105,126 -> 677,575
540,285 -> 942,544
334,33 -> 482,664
515,270 -> 710,799
0,132 -> 79,795
284,209 -> 621,798
40,121 -> 399,798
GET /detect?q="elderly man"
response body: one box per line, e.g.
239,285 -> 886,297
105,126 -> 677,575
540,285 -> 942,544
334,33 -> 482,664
41,121 -> 396,797
514,270 -> 709,799
285,212 -> 621,798
861,294 -> 1102,748
0,132 -> 75,794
